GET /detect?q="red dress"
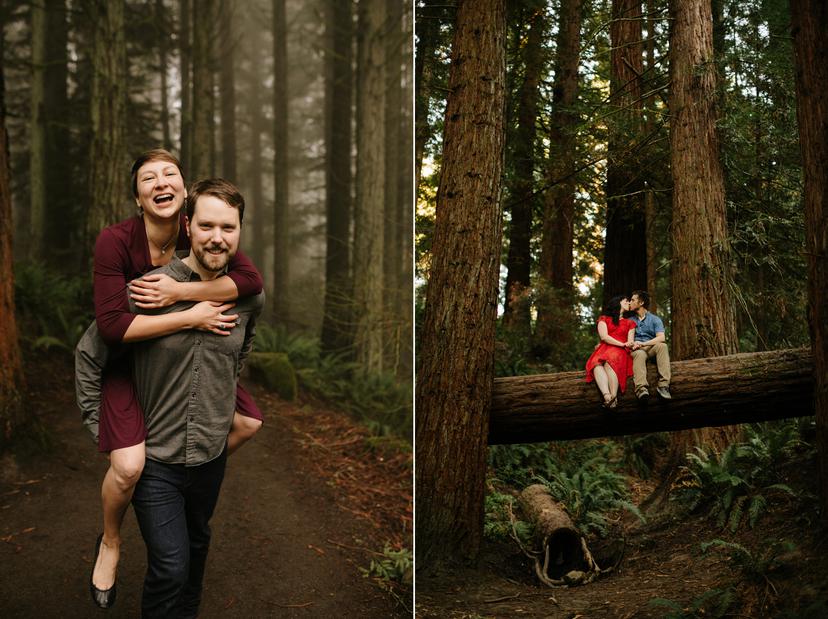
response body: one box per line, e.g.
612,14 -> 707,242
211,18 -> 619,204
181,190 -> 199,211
585,316 -> 636,394
94,214 -> 264,452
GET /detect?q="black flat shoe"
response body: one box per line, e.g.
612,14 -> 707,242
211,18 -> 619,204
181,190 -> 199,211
90,533 -> 117,609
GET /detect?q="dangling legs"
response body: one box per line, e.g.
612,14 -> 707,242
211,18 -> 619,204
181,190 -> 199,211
592,365 -> 613,405
226,412 -> 263,455
604,363 -> 619,408
94,442 -> 145,590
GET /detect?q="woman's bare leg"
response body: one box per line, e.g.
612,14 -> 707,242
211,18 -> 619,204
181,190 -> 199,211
592,365 -> 612,403
93,442 -> 145,590
227,411 -> 263,455
605,363 -> 619,400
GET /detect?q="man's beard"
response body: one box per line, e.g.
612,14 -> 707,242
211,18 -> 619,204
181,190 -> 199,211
194,244 -> 232,272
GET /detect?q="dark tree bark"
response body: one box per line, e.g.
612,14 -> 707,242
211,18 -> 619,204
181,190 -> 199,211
156,0 -> 172,150
416,0 -> 506,567
535,0 -> 582,355
30,0 -> 46,260
321,0 -> 353,355
0,27 -> 27,450
272,0 -> 289,324
603,0 -> 647,306
643,0 -> 658,314
219,0 -> 237,181
179,0 -> 192,173
85,0 -> 127,248
503,2 -> 544,334
668,0 -> 739,453
790,0 -> 828,523
191,0 -> 216,179
489,348 -> 812,444
353,0 -> 386,373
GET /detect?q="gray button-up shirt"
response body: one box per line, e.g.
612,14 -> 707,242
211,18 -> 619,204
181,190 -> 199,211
75,256 -> 264,466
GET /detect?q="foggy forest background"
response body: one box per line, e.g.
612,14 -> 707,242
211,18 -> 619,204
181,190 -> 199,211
0,0 -> 413,443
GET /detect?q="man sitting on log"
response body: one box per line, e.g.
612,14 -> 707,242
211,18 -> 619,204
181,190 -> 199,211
629,290 -> 672,402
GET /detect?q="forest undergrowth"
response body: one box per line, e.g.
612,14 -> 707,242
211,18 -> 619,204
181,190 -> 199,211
443,418 -> 828,618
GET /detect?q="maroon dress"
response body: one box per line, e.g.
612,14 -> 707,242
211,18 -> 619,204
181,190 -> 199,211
95,214 -> 264,452
584,315 -> 636,394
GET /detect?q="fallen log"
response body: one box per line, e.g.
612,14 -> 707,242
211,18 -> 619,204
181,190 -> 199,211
518,484 -> 600,586
489,348 -> 813,445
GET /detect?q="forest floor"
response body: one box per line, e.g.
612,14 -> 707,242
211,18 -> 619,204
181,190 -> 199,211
417,451 -> 828,618
0,350 -> 412,618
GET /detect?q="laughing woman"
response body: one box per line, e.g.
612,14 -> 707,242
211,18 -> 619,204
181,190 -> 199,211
76,149 -> 264,609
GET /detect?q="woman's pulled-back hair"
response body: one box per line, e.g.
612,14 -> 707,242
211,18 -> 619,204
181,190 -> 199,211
602,295 -> 626,326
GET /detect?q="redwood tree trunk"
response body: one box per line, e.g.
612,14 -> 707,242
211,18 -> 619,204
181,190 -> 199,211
535,0 -> 582,356
416,0 -> 506,567
503,2 -> 543,334
321,0 -> 353,355
790,0 -> 828,523
272,0 -> 290,323
603,0 -> 647,306
353,0 -> 386,374
0,34 -> 28,449
191,0 -> 216,179
219,0 -> 237,181
668,0 -> 739,453
179,0 -> 192,173
414,0 -> 440,191
85,0 -> 127,247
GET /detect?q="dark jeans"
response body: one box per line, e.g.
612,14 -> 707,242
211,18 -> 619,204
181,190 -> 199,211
132,451 -> 227,619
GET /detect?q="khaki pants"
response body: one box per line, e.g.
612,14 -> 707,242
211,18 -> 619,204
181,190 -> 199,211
631,342 -> 671,394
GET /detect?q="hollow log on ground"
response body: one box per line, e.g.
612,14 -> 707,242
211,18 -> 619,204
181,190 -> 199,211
490,348 -> 812,444
518,484 -> 599,586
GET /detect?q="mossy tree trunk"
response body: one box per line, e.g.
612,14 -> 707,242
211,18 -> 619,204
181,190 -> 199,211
353,0 -> 386,374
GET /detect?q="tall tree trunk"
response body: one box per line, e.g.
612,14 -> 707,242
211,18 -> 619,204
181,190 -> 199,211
246,23 -> 267,275
416,0 -> 506,567
644,0 -> 658,314
668,0 -> 739,454
85,0 -> 127,249
790,0 -> 828,524
535,0 -> 582,357
603,0 -> 647,306
398,0 -> 414,377
321,0 -> 353,355
30,0 -> 47,260
0,24 -> 28,450
503,2 -> 543,335
179,0 -> 192,173
353,0 -> 386,374
191,0 -> 215,179
156,0 -> 172,150
384,0 -> 403,369
414,0 -> 440,191
271,0 -> 289,324
219,0 -> 236,181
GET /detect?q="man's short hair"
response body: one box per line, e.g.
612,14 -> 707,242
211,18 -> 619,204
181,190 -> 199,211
186,178 -> 245,224
130,149 -> 183,197
631,289 -> 650,308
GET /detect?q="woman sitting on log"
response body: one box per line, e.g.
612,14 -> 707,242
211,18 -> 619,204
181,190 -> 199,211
585,295 -> 636,409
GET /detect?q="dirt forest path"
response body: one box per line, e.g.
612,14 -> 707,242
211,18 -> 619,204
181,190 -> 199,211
0,352 -> 412,618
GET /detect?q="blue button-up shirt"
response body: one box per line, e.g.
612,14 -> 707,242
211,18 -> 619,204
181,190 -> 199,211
632,311 -> 665,343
